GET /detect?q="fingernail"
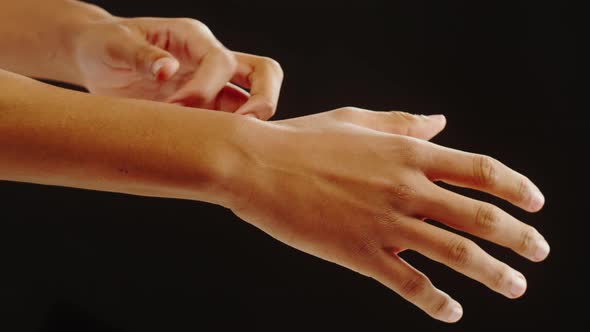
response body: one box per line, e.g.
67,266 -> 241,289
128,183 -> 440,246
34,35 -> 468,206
534,239 -> 550,261
245,113 -> 259,119
530,186 -> 545,211
510,273 -> 527,298
447,303 -> 463,322
427,114 -> 445,121
151,58 -> 174,78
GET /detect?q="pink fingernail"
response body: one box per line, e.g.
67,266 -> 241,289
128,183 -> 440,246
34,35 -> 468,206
427,114 -> 445,121
530,187 -> 545,211
447,303 -> 463,322
510,273 -> 527,298
534,239 -> 550,261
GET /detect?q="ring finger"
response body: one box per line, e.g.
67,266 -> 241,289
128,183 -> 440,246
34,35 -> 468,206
396,218 -> 528,299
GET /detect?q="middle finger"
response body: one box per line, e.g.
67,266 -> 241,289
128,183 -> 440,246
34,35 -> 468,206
397,220 -> 528,299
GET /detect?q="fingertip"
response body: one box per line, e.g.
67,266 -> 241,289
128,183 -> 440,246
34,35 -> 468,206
437,300 -> 463,323
508,273 -> 528,299
529,189 -> 545,212
533,239 -> 550,262
428,114 -> 447,130
412,114 -> 447,140
447,303 -> 463,323
427,114 -> 446,122
427,290 -> 463,323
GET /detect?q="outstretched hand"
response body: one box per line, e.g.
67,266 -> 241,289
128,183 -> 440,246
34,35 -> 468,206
73,17 -> 283,120
227,109 -> 549,323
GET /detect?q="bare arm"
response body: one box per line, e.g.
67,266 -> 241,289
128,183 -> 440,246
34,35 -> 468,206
0,0 -> 283,119
0,68 -> 549,322
0,68 -> 241,205
0,0 -> 109,85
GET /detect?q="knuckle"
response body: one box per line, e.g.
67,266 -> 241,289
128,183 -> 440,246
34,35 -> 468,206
491,266 -> 510,290
354,237 -> 381,259
431,296 -> 451,317
474,204 -> 501,234
179,18 -> 210,33
333,107 -> 361,119
447,238 -> 474,268
518,228 -> 538,253
254,98 -> 277,119
261,57 -> 284,77
218,49 -> 238,70
516,176 -> 532,205
386,183 -> 417,203
389,112 -> 418,136
473,155 -> 499,187
392,111 -> 417,122
112,23 -> 133,36
374,208 -> 405,232
397,138 -> 421,167
341,106 -> 361,114
401,274 -> 431,300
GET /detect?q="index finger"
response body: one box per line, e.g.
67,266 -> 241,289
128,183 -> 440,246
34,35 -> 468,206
422,146 -> 545,212
231,52 -> 284,120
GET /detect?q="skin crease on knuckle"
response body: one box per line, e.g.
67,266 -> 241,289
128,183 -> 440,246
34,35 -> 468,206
473,154 -> 499,188
431,295 -> 452,318
491,266 -> 511,291
474,203 -> 501,235
396,137 -> 423,168
354,236 -> 382,260
383,180 -> 425,216
394,111 -> 418,124
401,274 -> 431,300
389,112 -> 417,136
447,237 -> 473,268
373,207 -> 406,233
519,227 -> 538,256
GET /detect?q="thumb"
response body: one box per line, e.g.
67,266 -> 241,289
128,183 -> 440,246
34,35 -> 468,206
334,108 -> 447,141
109,30 -> 180,80
389,112 -> 447,140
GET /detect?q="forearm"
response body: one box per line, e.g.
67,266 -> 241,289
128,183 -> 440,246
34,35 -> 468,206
0,0 -> 111,85
0,69 -> 246,206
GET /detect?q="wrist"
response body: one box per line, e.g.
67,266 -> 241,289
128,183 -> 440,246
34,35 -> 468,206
54,1 -> 114,85
215,117 -> 292,211
202,115 -> 269,208
129,108 -> 269,209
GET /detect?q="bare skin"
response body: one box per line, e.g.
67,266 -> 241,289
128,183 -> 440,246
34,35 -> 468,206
0,0 -> 283,119
0,0 -> 549,324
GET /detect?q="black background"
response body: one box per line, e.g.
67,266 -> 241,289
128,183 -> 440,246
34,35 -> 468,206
0,1 -> 582,331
